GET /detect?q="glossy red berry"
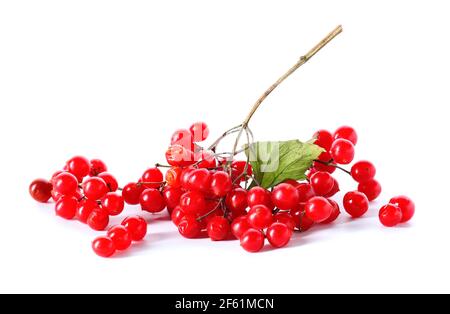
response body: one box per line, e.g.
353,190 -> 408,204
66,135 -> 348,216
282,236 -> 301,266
343,191 -> 369,218
179,191 -> 206,215
210,171 -> 232,197
121,216 -> 147,241
29,179 -> 53,203
55,196 -> 78,220
162,186 -> 183,210
178,215 -> 202,239
334,126 -> 358,145
107,225 -> 132,250
330,139 -> 355,165
321,199 -> 341,224
101,192 -> 125,216
171,206 -> 186,226
313,151 -> 336,174
379,204 -> 403,227
171,128 -> 194,149
122,182 -> 144,205
165,145 -> 195,167
358,179 -> 382,201
314,129 -> 333,151
240,229 -> 265,253
389,196 -> 415,223
140,188 -> 166,213
89,159 -> 108,176
195,150 -> 217,169
231,216 -> 251,239
271,183 -> 300,210
273,212 -> 296,230
225,188 -> 248,214
207,216 -> 230,241
87,208 -> 110,231
98,172 -> 119,192
141,167 -> 164,189
165,167 -> 183,187
305,197 -> 333,223
76,199 -> 98,223
266,223 -> 292,248
53,172 -> 78,196
310,171 -> 334,196
351,161 -> 376,183
247,187 -> 274,210
231,161 -> 253,182
66,156 -> 90,179
323,178 -> 340,198
82,177 -> 108,200
247,205 -> 273,229
296,183 -> 315,203
291,206 -> 314,231
92,236 -> 116,258
190,122 -> 209,142
187,168 -> 211,192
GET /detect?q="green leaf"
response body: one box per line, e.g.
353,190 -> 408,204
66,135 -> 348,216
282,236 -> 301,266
245,139 -> 324,189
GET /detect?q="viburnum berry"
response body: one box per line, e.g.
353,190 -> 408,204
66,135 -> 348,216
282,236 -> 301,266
89,159 -> 108,177
291,205 -> 314,231
66,156 -> 90,179
122,182 -> 144,205
171,206 -> 186,226
231,216 -> 251,239
321,199 -> 341,224
296,183 -> 315,203
231,161 -> 253,182
273,212 -> 296,230
98,172 -> 119,192
186,168 -> 211,192
162,186 -> 183,211
379,204 -> 403,227
266,223 -> 292,248
334,126 -> 358,145
358,179 -> 382,201
225,188 -> 248,215
310,171 -> 334,196
314,129 -> 333,151
179,191 -> 206,215
180,167 -> 195,189
166,145 -> 195,167
351,161 -> 376,183
389,196 -> 415,223
121,216 -> 147,241
343,191 -> 369,218
209,171 -> 232,197
165,167 -> 183,187
283,179 -> 300,187
240,229 -> 265,253
101,192 -> 125,216
313,151 -> 336,174
190,122 -> 209,142
107,225 -> 132,251
87,208 -> 110,231
178,214 -> 202,239
76,199 -> 98,223
171,128 -> 194,149
82,177 -> 108,200
195,150 -> 217,169
140,188 -> 166,213
247,205 -> 273,229
92,236 -> 116,258
55,196 -> 78,220
141,167 -> 164,189
271,183 -> 300,210
29,179 -> 53,203
323,178 -> 340,198
207,216 -> 230,241
247,187 -> 274,210
330,139 -> 355,165
53,172 -> 78,196
304,196 -> 333,223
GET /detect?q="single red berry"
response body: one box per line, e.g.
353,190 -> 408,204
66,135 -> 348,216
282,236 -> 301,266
162,186 -> 183,210
225,188 -> 248,214
313,151 -> 336,174
240,229 -> 265,253
178,215 -> 202,239
334,126 -> 358,145
29,179 -> 53,203
76,199 -> 99,223
141,167 -> 164,189
207,216 -> 230,241
247,187 -> 274,210
180,167 -> 195,189
92,236 -> 116,258
310,171 -> 334,196
314,129 -> 334,151
305,197 -> 333,223
186,168 -> 211,192
66,156 -> 90,179
296,183 -> 315,203
389,196 -> 415,223
165,167 -> 183,187
89,159 -> 108,176
53,172 -> 78,196
82,177 -> 108,201
291,205 -> 314,231
351,161 -> 376,183
247,205 -> 273,229
179,191 -> 206,215
171,128 -> 194,149
97,172 -> 118,192
55,196 -> 78,220
210,171 -> 232,197
231,216 -> 251,239
321,199 -> 341,224
165,145 -> 195,167
171,206 -> 186,226
271,183 -> 300,210
140,188 -> 166,213
330,139 -> 355,165
101,192 -> 125,216
87,208 -> 110,231
190,122 -> 210,142
107,225 -> 132,250
323,178 -> 340,198
358,179 -> 382,201
266,223 -> 292,248
343,191 -> 369,218
122,182 -> 144,205
121,216 -> 147,241
231,161 -> 253,182
283,179 -> 300,187
379,204 -> 403,227
273,212 -> 296,230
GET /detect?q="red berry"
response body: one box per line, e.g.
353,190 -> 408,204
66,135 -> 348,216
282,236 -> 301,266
171,206 -> 186,226
82,177 -> 108,200
162,186 -> 183,210
240,229 -> 265,253
107,225 -> 132,250
178,215 -> 202,238
195,150 -> 217,169
98,172 -> 119,192
305,197 -> 333,223
165,145 -> 195,167
53,172 -> 78,196
179,191 -> 206,215
266,223 -> 292,248
210,171 -> 232,197
247,205 -> 273,229
334,126 -> 358,145
141,167 -> 164,189
121,216 -> 147,241
310,171 -> 334,196
55,196 -> 78,220
186,168 -> 211,192
180,167 -> 195,189
231,161 -> 253,182
29,179 -> 53,203
296,183 -> 315,203
271,183 -> 300,210
87,208 -> 110,231
323,178 -> 340,198
351,161 -> 376,183
330,139 -> 355,165
92,236 -> 116,258
171,128 -> 194,149
122,182 -> 144,205
225,188 -> 248,214
140,188 -> 166,213
343,191 -> 369,218
231,216 -> 251,239
101,192 -> 125,216
247,187 -> 274,210
321,199 -> 341,224
314,129 -> 333,151
273,212 -> 296,230
76,199 -> 99,223
89,159 -> 108,176
207,216 -> 230,241
358,179 -> 382,201
313,151 -> 336,174
291,206 -> 314,231
66,156 -> 90,179
190,122 -> 209,142
389,196 -> 415,223
379,204 -> 403,227
165,167 -> 183,187
283,179 -> 300,187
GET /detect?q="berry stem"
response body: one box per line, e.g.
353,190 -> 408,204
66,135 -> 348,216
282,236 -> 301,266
155,163 -> 172,168
314,159 -> 351,175
196,199 -> 224,221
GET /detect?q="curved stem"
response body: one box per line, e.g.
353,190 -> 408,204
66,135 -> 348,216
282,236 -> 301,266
314,159 -> 351,175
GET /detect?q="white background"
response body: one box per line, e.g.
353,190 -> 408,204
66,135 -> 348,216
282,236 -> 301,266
1,0 -> 449,294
